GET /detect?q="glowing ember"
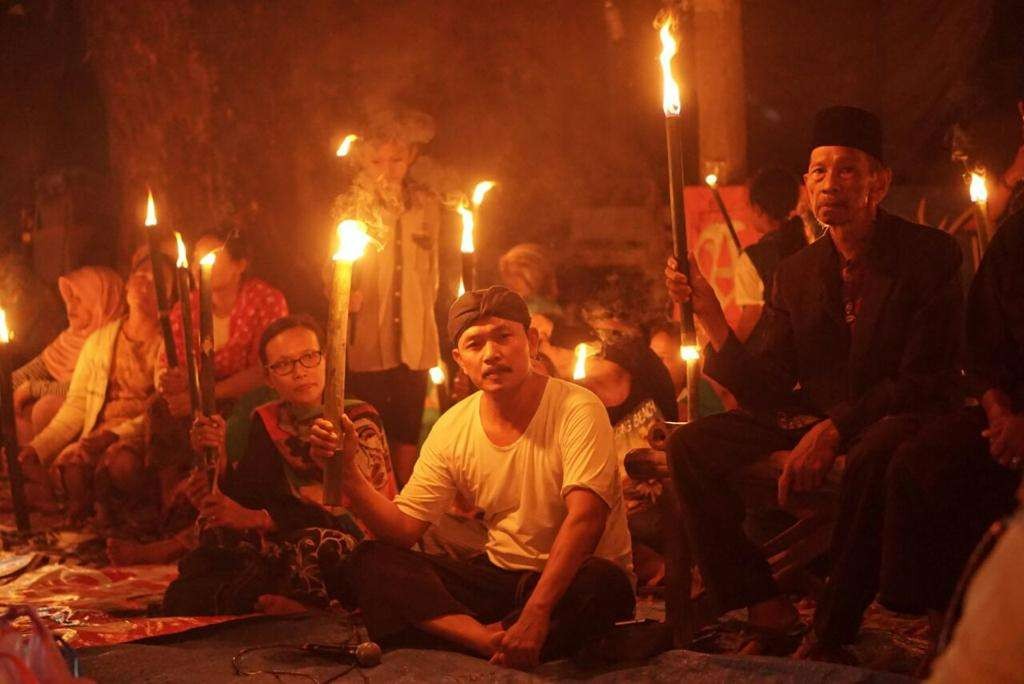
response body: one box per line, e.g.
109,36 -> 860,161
336,134 -> 360,157
174,232 -> 189,268
199,251 -> 217,268
969,171 -> 988,203
0,307 -> 10,344
457,201 -> 475,254
657,17 -> 681,117
680,345 -> 700,362
145,190 -> 157,227
573,343 -> 591,380
429,365 -> 446,385
334,220 -> 371,262
471,180 -> 496,207
705,173 -> 718,188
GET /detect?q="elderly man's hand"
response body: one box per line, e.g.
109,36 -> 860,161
664,255 -> 730,349
778,419 -> 840,508
983,412 -> 1024,470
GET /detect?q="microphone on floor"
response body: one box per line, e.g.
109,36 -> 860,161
303,641 -> 382,667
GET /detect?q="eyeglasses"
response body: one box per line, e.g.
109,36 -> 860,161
266,350 -> 324,376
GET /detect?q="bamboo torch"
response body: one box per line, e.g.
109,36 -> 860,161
323,220 -> 371,505
198,250 -> 219,482
173,233 -> 201,414
572,343 -> 592,381
145,191 -> 180,367
457,181 -> 496,294
429,365 -> 450,412
657,13 -> 700,421
0,308 -> 30,532
969,171 -> 992,254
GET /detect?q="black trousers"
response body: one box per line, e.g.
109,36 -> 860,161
668,410 -> 925,645
345,541 -> 635,660
879,406 -> 1021,615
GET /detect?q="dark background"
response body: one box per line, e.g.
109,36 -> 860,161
1,0 -> 1021,315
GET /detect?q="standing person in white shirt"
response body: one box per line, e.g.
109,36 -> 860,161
311,286 -> 634,670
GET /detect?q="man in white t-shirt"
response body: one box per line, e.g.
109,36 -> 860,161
313,287 -> 634,669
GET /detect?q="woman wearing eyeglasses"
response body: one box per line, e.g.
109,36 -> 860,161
161,314 -> 397,615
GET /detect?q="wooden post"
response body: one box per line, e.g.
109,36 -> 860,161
692,0 -> 747,184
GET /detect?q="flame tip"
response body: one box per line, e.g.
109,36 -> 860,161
144,190 -> 158,227
174,232 -> 188,267
336,133 -> 360,157
334,219 -> 371,262
969,171 -> 988,203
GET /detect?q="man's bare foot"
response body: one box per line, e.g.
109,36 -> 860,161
107,537 -> 186,566
488,630 -> 506,664
256,594 -> 307,615
738,596 -> 803,656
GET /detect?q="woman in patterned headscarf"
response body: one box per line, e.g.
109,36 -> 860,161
13,266 -> 124,443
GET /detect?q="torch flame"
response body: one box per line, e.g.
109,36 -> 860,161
657,17 -> 681,117
199,250 -> 217,268
334,219 -> 371,262
458,200 -> 475,254
680,345 -> 700,362
336,134 -> 359,157
429,365 -> 446,385
457,278 -> 466,297
705,173 -> 718,188
0,307 -> 10,344
145,190 -> 157,227
573,343 -> 592,381
471,180 -> 496,207
174,232 -> 188,268
969,171 -> 988,203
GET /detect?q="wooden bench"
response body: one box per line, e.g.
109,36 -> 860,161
624,446 -> 845,646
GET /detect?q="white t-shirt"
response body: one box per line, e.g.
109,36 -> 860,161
396,378 -> 634,579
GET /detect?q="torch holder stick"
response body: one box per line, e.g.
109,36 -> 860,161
0,354 -> 30,532
323,261 -> 354,506
147,230 -> 179,368
177,270 -> 201,415
199,280 -> 218,492
709,186 -> 742,253
665,114 -> 700,422
974,204 -> 992,254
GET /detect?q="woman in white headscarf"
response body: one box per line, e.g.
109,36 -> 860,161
13,266 -> 124,444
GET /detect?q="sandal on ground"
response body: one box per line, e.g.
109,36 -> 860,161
736,621 -> 807,657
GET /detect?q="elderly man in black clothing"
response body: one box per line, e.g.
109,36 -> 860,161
665,106 -> 963,661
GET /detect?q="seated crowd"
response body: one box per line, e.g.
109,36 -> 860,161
4,92 -> 1024,675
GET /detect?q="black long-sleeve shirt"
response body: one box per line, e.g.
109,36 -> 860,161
966,207 -> 1024,409
222,416 -> 363,539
